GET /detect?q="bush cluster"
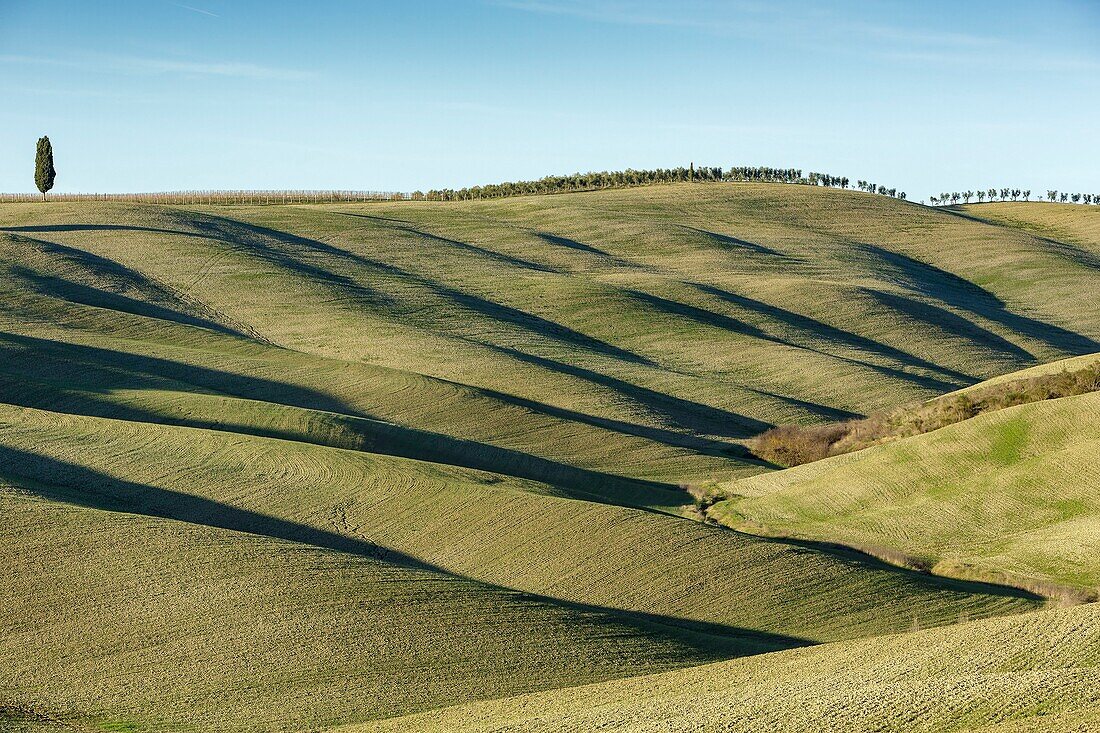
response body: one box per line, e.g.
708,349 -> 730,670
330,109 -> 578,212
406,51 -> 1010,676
754,362 -> 1100,467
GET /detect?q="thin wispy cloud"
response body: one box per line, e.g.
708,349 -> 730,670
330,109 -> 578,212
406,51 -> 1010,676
493,0 -> 701,28
496,1 -> 989,42
491,0 -> 772,32
115,57 -> 311,80
0,53 -> 312,81
492,0 -> 1096,74
492,0 -> 999,47
0,84 -> 136,99
432,99 -> 595,122
879,48 -> 1100,73
849,22 -> 998,49
169,3 -> 220,18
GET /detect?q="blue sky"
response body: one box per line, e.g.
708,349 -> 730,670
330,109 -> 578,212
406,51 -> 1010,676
0,0 -> 1097,199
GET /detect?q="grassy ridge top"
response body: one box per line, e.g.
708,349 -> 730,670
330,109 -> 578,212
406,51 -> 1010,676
950,352 -> 1100,395
959,202 -> 1100,252
356,601 -> 1100,733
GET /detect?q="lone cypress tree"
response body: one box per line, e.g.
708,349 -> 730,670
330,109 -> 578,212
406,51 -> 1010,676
35,135 -> 56,199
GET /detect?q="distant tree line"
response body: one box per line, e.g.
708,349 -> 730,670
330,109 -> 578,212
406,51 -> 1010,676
419,165 -> 907,202
0,190 -> 412,205
20,133 -> 1091,208
928,188 -> 1099,206
1044,190 -> 1097,205
854,180 -> 906,199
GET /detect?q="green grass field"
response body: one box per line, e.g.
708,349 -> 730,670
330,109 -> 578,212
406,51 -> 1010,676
2,183 -> 1098,730
356,601 -> 1100,733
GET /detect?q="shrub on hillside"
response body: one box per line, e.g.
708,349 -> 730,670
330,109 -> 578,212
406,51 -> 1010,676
754,362 -> 1100,467
754,423 -> 848,467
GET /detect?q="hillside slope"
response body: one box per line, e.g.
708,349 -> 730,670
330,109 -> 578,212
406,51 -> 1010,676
1,487 -> 736,732
949,352 -> 1100,394
356,601 -> 1100,733
958,202 -> 1100,256
0,402 -> 1041,730
713,378 -> 1100,597
4,184 -> 1099,442
2,185 -> 1097,730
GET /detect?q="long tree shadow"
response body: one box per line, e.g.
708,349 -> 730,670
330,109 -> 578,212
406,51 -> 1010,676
6,219 -> 394,311
936,207 -> 1100,272
626,290 -> 965,394
0,446 -> 810,659
532,232 -> 631,265
193,218 -> 395,309
0,444 -> 433,571
2,233 -> 257,338
334,211 -> 561,273
11,265 -> 251,339
470,383 -> 756,460
7,215 -> 655,367
725,525 -> 1042,603
483,343 -> 772,438
865,289 -> 1037,363
19,220 -> 396,310
674,225 -> 790,258
857,243 -> 1100,354
695,283 -> 976,385
0,333 -> 683,509
739,386 -> 859,423
1027,233 -> 1100,272
1,223 -> 215,238
195,214 -> 655,366
0,332 -> 357,416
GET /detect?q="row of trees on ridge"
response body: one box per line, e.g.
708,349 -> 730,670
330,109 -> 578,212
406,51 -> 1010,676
18,135 -> 1098,207
420,165 -> 908,201
929,189 -> 1099,205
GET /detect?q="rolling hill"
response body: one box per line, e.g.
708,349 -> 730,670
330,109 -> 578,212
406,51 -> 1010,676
357,601 -> 1100,733
0,391 -> 1037,729
2,183 -> 1098,730
710,357 -> 1100,599
5,183 -> 1099,444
